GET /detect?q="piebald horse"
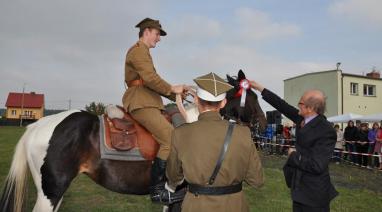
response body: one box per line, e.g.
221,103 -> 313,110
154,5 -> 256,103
0,70 -> 265,212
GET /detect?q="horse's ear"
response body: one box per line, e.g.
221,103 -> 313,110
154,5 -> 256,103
226,74 -> 237,86
238,69 -> 246,80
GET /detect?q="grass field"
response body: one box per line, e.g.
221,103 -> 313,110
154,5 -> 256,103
1,126 -> 382,211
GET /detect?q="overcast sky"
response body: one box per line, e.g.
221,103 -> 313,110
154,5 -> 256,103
1,0 -> 381,111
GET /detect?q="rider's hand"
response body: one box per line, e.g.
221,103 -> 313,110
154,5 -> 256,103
171,85 -> 185,94
249,80 -> 265,92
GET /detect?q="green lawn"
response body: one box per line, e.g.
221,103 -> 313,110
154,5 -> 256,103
1,126 -> 381,211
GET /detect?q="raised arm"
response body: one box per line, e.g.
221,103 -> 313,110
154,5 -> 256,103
250,80 -> 302,124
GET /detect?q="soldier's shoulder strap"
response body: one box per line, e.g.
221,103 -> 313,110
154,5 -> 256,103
127,42 -> 141,55
208,121 -> 235,185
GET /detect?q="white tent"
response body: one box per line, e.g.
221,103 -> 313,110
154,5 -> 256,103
327,113 -> 362,123
358,113 -> 382,122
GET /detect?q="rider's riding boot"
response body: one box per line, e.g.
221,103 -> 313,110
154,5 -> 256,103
150,157 -> 186,205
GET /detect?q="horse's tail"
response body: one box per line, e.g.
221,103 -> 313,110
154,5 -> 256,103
0,128 -> 30,212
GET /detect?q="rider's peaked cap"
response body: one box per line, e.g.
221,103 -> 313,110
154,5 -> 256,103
194,73 -> 233,102
135,18 -> 167,36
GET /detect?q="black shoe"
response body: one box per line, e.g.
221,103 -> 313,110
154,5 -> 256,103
150,158 -> 185,205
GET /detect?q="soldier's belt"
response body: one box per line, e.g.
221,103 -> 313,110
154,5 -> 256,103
188,182 -> 242,196
127,79 -> 144,87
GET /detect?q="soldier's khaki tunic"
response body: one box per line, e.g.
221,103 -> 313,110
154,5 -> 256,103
122,40 -> 174,159
166,111 -> 264,212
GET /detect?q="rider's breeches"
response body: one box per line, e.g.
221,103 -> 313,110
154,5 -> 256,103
131,108 -> 174,160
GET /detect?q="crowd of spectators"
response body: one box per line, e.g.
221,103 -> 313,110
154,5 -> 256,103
255,120 -> 382,171
336,121 -> 382,170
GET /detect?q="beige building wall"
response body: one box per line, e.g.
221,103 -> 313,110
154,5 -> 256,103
342,75 -> 382,115
284,70 -> 340,117
6,107 -> 44,120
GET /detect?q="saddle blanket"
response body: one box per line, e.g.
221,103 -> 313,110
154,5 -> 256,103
98,115 -> 146,161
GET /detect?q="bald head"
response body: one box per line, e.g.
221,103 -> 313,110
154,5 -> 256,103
301,90 -> 326,115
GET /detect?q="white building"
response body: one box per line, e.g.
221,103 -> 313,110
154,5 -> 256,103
284,69 -> 382,118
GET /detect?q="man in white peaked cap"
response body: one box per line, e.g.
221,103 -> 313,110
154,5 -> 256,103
166,73 -> 264,212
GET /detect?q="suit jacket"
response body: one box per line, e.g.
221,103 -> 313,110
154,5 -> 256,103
262,88 -> 338,207
122,40 -> 173,112
166,111 -> 264,212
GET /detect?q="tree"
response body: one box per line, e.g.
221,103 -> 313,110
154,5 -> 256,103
85,102 -> 106,115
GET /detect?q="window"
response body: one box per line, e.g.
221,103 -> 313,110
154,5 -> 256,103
363,84 -> 376,97
11,110 -> 16,116
350,83 -> 358,95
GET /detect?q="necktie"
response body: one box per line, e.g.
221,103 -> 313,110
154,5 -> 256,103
300,120 -> 305,128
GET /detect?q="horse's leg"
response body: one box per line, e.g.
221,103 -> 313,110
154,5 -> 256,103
32,193 -> 54,212
35,111 -> 106,210
54,199 -> 63,212
24,111 -> 85,211
26,134 -> 57,212
36,155 -> 79,211
24,111 -> 98,211
32,173 -> 75,212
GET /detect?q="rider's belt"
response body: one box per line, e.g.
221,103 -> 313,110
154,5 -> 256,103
127,79 -> 144,87
188,182 -> 242,196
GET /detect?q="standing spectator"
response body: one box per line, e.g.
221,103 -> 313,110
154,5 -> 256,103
265,124 -> 274,153
290,123 -> 296,146
356,120 -> 361,129
282,124 -> 292,155
356,123 -> 369,167
368,122 -> 379,169
283,124 -> 291,139
375,125 -> 382,171
344,120 -> 359,164
334,125 -> 344,164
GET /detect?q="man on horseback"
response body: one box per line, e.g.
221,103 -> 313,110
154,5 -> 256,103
122,18 -> 186,204
165,73 -> 264,211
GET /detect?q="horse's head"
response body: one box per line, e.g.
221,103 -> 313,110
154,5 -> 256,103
220,70 -> 267,131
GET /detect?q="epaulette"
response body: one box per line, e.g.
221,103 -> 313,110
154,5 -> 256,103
127,42 -> 140,54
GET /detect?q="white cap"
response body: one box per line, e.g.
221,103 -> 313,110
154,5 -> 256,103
197,87 -> 226,102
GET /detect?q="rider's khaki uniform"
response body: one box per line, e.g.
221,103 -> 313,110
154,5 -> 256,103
122,40 -> 173,160
166,111 -> 264,212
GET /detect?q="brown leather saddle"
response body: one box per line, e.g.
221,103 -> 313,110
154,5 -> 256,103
103,106 -> 159,161
102,105 -> 186,161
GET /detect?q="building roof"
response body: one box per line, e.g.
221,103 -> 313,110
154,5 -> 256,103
5,92 -> 44,108
342,72 -> 382,81
284,69 -> 382,81
284,70 -> 338,81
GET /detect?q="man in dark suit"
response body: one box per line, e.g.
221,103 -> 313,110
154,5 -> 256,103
250,81 -> 338,212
